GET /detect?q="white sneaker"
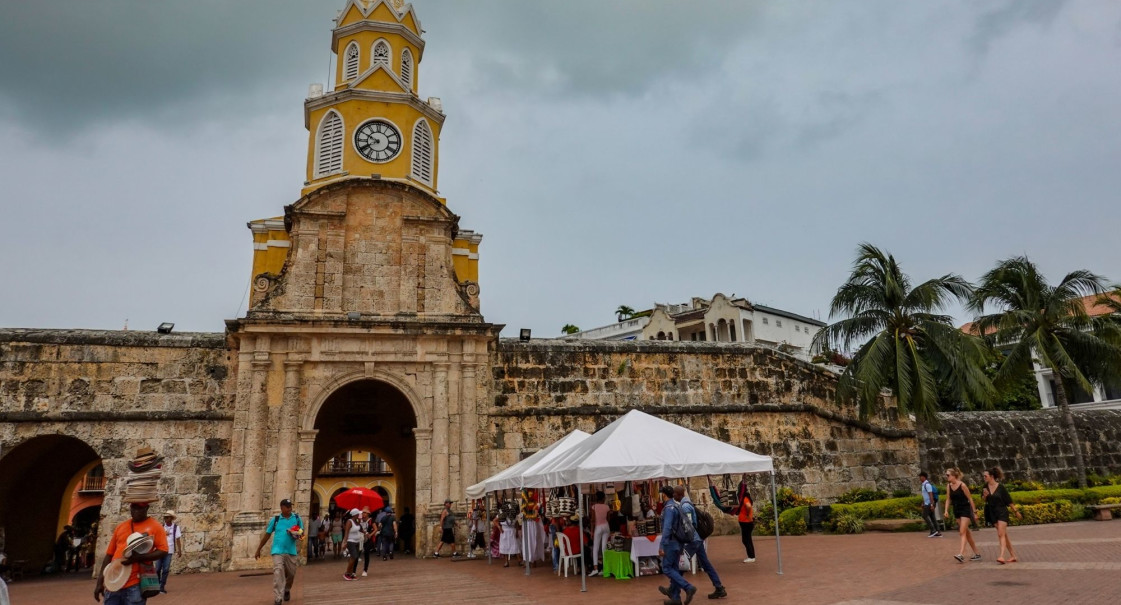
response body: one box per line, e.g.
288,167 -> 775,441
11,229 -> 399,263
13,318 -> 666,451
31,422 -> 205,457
588,569 -> 600,576
361,571 -> 367,577
743,558 -> 755,563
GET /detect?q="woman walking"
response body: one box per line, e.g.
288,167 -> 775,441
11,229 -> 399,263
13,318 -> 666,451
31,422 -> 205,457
709,475 -> 755,563
342,509 -> 366,580
943,468 -> 981,563
330,512 -> 344,558
982,467 -> 1020,564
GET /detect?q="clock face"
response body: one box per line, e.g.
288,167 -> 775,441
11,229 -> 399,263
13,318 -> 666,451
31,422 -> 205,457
354,120 -> 402,162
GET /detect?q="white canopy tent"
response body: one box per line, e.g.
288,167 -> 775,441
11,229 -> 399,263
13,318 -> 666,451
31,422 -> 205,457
518,409 -> 784,587
465,429 -> 591,499
520,409 -> 774,487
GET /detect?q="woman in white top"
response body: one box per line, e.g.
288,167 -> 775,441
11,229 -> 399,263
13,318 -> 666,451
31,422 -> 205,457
588,492 -> 611,576
342,509 -> 366,580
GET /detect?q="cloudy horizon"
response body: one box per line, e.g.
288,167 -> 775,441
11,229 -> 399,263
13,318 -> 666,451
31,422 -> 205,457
2,0 -> 1119,338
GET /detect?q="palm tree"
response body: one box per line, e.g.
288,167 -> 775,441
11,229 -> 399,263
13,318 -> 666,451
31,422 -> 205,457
815,243 -> 993,425
561,324 -> 580,335
969,258 -> 1121,488
615,305 -> 636,322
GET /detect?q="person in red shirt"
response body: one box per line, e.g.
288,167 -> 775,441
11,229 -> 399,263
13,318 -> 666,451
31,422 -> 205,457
560,517 -> 591,575
94,502 -> 169,604
709,475 -> 755,563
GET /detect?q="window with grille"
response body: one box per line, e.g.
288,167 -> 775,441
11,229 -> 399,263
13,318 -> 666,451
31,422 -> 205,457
401,48 -> 413,88
372,40 -> 391,68
343,42 -> 360,81
412,119 -> 434,185
314,111 -> 344,177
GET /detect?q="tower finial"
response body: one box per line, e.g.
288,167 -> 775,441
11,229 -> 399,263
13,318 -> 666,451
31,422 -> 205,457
390,0 -> 405,10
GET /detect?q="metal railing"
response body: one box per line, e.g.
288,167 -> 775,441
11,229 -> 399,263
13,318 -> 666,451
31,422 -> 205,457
79,476 -> 106,492
319,460 -> 392,476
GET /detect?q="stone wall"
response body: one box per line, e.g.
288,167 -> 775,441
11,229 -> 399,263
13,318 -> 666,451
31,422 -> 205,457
484,340 -> 919,503
0,329 -> 235,573
919,409 -> 1121,484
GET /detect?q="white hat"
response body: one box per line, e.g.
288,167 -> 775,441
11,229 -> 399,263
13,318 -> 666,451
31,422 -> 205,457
123,532 -> 154,557
349,508 -> 361,517
163,510 -> 177,519
102,559 -> 130,592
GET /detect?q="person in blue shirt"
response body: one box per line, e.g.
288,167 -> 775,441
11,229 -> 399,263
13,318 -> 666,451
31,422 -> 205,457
919,472 -> 942,537
657,485 -> 696,605
255,499 -> 302,605
675,485 -> 726,599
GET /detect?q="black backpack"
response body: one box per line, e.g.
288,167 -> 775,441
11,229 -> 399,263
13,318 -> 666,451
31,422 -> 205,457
695,509 -> 715,540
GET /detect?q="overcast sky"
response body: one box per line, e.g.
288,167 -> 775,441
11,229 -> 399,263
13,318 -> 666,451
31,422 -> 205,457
2,0 -> 1119,337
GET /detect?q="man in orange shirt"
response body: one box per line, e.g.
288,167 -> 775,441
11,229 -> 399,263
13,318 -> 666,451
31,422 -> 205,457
93,502 -> 169,604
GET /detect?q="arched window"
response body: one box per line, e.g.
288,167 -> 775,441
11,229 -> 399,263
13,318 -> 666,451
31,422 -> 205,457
343,41 -> 360,81
314,111 -> 344,178
372,40 -> 391,68
411,119 -> 434,186
401,48 -> 414,89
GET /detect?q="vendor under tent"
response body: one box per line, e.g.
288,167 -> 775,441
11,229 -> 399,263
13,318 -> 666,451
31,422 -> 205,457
519,409 -> 784,590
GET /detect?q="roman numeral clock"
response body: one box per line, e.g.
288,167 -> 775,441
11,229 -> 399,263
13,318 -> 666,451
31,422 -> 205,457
354,119 -> 402,162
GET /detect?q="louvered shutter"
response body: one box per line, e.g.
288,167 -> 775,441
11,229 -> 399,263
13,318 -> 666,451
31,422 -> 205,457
315,112 -> 344,177
401,49 -> 413,88
343,43 -> 360,81
412,120 -> 434,186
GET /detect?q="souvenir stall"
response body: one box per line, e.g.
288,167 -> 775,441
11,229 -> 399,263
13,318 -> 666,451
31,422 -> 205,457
519,409 -> 782,592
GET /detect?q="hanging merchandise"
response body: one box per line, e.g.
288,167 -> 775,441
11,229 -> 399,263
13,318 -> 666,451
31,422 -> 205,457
555,485 -> 577,516
720,474 -> 738,509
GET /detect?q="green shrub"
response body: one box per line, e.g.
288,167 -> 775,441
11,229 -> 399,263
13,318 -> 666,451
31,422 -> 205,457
1009,488 -> 1094,505
1004,479 -> 1045,492
892,488 -> 912,499
775,487 -> 817,509
1009,500 -> 1083,526
827,511 -> 865,534
1090,485 -> 1121,499
777,506 -> 808,536
755,488 -> 816,535
836,487 -> 889,504
830,496 -> 923,521
1099,497 -> 1121,505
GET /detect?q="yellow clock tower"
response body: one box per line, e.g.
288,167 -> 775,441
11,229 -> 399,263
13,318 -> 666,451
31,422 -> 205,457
304,0 -> 443,197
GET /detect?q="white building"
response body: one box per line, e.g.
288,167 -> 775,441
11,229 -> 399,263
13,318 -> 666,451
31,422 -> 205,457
568,293 -> 826,358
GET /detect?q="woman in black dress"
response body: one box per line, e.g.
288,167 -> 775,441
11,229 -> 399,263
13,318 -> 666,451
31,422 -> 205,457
982,467 -> 1020,564
942,468 -> 981,563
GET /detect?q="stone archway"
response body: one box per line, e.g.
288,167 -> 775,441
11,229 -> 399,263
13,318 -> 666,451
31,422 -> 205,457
0,435 -> 101,573
308,379 -> 417,527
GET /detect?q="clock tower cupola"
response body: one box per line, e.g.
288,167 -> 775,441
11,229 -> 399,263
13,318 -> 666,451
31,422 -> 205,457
302,0 -> 445,199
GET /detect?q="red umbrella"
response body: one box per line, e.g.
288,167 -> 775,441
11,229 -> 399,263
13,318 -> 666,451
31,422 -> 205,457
333,487 -> 385,513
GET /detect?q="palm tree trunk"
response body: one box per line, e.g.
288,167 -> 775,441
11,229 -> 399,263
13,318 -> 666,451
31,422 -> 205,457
1051,376 -> 1088,489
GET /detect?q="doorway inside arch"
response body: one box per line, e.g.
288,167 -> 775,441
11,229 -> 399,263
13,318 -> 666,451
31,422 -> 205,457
0,435 -> 102,577
312,379 -> 416,535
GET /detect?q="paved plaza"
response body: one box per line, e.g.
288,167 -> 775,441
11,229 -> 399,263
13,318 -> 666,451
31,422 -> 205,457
12,520 -> 1120,604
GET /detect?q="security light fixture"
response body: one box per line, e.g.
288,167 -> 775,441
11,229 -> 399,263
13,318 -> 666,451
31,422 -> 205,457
157,323 -> 175,334
519,328 -> 531,341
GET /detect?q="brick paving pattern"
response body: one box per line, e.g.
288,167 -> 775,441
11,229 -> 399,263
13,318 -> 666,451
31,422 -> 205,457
10,520 -> 1119,604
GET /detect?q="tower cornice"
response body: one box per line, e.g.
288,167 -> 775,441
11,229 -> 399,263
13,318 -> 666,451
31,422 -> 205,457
304,89 -> 446,130
332,21 -> 426,60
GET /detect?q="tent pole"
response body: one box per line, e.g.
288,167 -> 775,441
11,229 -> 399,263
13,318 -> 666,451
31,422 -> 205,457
524,489 -> 531,576
578,488 -> 587,592
485,494 -> 492,565
771,470 -> 783,575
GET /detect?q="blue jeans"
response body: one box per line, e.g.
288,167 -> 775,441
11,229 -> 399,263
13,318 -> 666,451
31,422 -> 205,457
103,584 -> 145,605
661,541 -> 693,600
686,539 -> 722,589
154,553 -> 172,591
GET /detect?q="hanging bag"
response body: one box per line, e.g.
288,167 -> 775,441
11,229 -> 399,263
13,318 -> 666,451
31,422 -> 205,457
719,475 -> 738,510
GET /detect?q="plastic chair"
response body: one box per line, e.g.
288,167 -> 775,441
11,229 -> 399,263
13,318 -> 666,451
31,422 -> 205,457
556,533 -> 582,578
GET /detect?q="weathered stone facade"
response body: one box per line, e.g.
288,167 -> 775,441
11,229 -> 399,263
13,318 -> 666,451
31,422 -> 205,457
919,409 -> 1121,483
487,340 -> 918,502
0,329 -> 235,574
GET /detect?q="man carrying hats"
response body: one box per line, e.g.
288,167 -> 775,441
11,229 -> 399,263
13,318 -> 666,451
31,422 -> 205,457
255,499 -> 302,605
93,502 -> 168,604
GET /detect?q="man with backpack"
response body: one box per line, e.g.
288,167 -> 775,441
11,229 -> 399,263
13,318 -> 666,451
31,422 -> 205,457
919,472 -> 942,537
254,498 -> 302,605
657,485 -> 697,605
675,486 -> 726,599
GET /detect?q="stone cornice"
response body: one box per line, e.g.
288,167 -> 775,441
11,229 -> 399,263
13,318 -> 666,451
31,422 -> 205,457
287,177 -> 453,225
304,89 -> 445,130
331,21 -> 426,60
0,328 -> 227,349
0,411 -> 235,423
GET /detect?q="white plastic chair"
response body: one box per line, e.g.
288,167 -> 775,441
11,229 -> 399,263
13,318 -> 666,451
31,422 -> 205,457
556,533 -> 582,578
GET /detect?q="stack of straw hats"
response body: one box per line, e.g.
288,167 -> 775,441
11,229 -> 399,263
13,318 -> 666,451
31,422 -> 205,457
123,447 -> 163,504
